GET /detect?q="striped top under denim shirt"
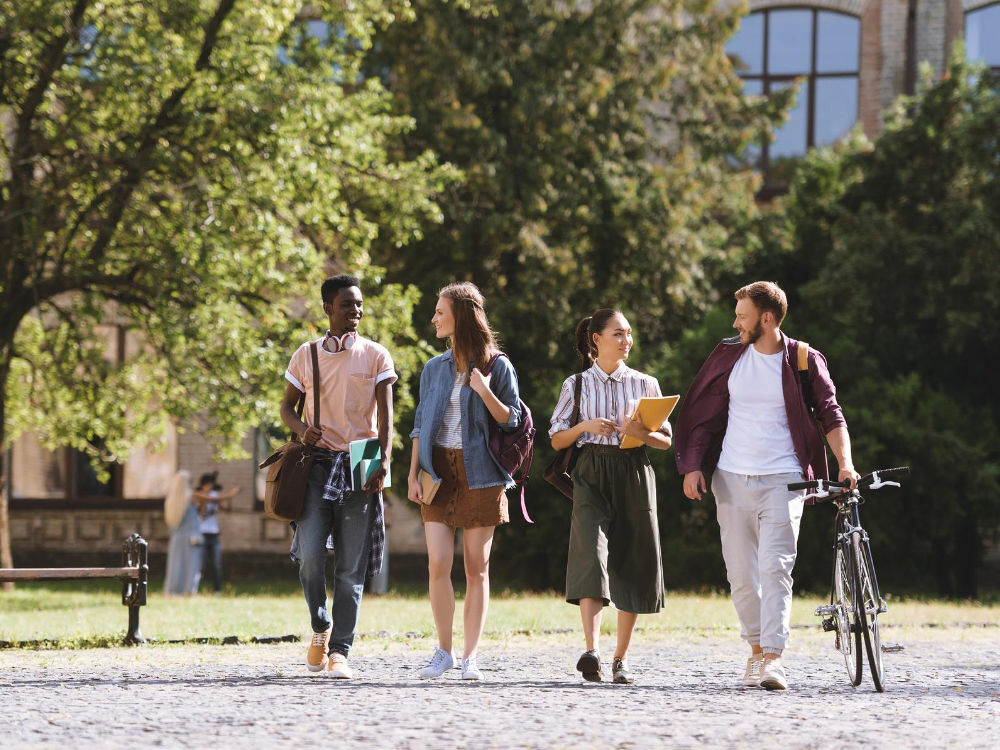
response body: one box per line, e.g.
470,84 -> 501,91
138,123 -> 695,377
549,362 -> 672,447
434,373 -> 467,449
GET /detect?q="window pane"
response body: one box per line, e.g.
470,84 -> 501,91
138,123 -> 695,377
770,80 -> 808,157
75,445 -> 116,497
815,77 -> 858,145
727,12 -> 763,75
966,5 -> 1000,67
123,424 -> 178,499
768,10 -> 813,75
816,12 -> 860,73
11,433 -> 65,499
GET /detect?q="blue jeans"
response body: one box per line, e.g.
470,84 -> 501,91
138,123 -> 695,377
292,461 -> 375,656
199,533 -> 223,592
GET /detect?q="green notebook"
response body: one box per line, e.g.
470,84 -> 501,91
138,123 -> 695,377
349,437 -> 391,491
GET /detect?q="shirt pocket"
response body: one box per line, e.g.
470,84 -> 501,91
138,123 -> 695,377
346,372 -> 376,412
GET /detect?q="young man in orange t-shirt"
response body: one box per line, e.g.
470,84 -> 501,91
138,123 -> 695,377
280,274 -> 396,679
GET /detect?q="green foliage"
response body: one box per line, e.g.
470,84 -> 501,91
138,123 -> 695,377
363,0 -> 786,585
0,0 -> 455,468
776,57 -> 1000,597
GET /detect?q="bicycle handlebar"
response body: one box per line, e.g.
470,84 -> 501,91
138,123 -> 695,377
787,467 -> 909,496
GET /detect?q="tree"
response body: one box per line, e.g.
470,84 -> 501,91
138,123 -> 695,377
776,58 -> 1000,597
0,0 -> 457,578
364,0 -> 787,585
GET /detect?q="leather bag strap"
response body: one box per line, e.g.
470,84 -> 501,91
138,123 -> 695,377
570,373 -> 582,427
310,341 -> 321,425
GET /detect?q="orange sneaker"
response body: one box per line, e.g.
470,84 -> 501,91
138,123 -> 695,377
306,628 -> 331,672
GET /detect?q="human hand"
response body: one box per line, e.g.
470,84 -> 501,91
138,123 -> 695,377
363,465 -> 388,494
683,471 -> 707,501
407,474 -> 424,504
301,425 -> 323,445
583,418 -> 618,440
838,466 -> 860,490
621,415 -> 647,439
469,367 -> 491,396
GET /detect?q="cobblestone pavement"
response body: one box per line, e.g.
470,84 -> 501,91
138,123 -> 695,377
2,627 -> 998,749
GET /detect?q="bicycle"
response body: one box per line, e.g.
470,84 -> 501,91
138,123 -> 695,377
788,467 -> 908,692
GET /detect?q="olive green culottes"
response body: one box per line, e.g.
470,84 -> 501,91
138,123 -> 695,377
565,444 -> 664,614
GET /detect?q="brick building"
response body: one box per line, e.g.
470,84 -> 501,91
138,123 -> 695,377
8,0 -> 1000,577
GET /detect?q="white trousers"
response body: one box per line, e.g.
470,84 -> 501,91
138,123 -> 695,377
712,468 -> 805,653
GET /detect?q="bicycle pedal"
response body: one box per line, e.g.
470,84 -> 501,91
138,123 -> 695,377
821,617 -> 837,632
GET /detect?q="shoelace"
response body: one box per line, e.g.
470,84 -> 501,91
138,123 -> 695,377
311,632 -> 327,648
748,659 -> 763,678
428,649 -> 449,669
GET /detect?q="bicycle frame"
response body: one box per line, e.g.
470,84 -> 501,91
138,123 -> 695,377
832,492 -> 886,616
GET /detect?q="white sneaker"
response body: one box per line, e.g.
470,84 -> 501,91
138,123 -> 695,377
461,655 -> 482,680
419,647 -> 455,678
328,651 -> 353,679
742,655 -> 764,687
759,658 -> 788,690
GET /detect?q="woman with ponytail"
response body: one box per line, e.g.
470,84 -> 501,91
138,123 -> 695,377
407,282 -> 523,681
549,309 -> 671,684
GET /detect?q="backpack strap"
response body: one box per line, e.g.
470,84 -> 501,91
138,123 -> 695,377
796,341 -> 816,416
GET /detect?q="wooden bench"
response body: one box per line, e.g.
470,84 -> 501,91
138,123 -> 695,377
0,533 -> 149,645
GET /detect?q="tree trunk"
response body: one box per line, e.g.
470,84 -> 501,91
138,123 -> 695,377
0,377 -> 13,592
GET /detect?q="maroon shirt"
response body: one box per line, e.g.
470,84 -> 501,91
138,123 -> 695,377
674,334 -> 846,482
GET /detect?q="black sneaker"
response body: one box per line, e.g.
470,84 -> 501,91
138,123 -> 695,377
576,649 -> 603,682
612,657 -> 635,685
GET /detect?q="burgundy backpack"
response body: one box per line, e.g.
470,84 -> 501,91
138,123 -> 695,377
483,353 -> 536,522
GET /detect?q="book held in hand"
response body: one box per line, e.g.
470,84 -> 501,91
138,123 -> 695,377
620,395 -> 680,449
349,437 -> 391,491
418,469 -> 441,505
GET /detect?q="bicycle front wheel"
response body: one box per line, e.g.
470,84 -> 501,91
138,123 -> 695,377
852,532 -> 885,692
836,541 -> 863,686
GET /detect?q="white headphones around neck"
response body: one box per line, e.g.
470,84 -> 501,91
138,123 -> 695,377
325,331 -> 357,353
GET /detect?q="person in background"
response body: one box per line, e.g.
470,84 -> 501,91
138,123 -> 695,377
192,471 -> 239,595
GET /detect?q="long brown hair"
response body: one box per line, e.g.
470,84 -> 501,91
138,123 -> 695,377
439,282 -> 499,373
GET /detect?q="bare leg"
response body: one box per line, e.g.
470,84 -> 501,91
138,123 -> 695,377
614,610 -> 638,660
424,521 -> 456,652
461,526 -> 496,658
580,597 -> 604,652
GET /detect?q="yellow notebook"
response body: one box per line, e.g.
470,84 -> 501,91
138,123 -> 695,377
620,395 -> 680,449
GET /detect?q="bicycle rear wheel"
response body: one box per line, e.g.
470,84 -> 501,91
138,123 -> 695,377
851,532 -> 885,692
835,542 -> 863,686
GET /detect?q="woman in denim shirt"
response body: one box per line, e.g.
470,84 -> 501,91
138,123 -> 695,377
407,282 -> 523,681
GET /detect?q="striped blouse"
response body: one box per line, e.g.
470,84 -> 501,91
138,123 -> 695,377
434,372 -> 467,449
549,362 -> 671,447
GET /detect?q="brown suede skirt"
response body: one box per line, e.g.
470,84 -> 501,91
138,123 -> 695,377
421,446 -> 509,529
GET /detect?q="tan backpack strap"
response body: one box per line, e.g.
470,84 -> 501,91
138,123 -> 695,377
797,342 -> 810,372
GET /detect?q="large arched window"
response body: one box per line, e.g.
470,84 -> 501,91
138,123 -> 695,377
726,7 -> 861,189
966,2 -> 1000,72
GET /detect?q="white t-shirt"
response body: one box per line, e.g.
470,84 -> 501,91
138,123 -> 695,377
717,345 -> 801,476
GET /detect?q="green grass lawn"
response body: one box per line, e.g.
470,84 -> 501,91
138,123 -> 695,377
2,580 -> 998,648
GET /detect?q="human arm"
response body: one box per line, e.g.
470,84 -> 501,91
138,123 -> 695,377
470,367 -> 512,424
406,436 -> 423,504
621,415 -> 672,450
363,379 -> 393,493
550,418 -> 618,450
826,425 -> 860,489
280,382 -> 322,445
